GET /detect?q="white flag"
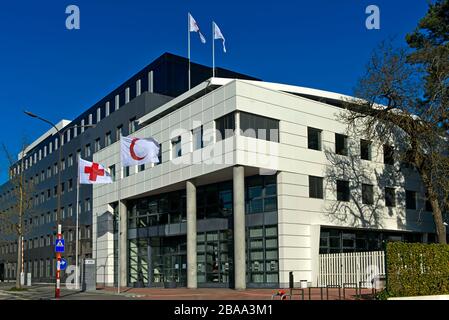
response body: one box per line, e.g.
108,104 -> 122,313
120,135 -> 160,167
78,158 -> 113,185
213,22 -> 226,53
188,13 -> 206,44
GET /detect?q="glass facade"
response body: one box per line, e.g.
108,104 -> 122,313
319,227 -> 423,253
127,175 -> 279,287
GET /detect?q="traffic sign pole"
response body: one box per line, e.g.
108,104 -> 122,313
55,224 -> 62,299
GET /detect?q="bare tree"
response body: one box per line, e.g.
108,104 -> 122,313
340,42 -> 448,243
1,141 -> 35,288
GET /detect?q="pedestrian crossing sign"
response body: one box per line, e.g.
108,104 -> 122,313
55,239 -> 65,252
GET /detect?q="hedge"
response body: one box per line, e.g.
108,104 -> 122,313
386,242 -> 449,297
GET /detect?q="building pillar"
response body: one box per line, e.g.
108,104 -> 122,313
186,180 -> 197,289
233,166 -> 246,290
119,200 -> 127,287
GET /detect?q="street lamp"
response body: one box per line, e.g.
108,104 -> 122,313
24,110 -> 94,296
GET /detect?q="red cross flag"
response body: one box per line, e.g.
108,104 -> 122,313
120,136 -> 160,167
78,158 -> 113,184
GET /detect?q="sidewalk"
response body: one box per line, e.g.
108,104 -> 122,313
98,286 -> 375,300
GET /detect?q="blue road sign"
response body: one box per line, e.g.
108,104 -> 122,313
59,258 -> 67,271
55,239 -> 65,253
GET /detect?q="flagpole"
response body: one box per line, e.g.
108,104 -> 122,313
75,161 -> 80,290
188,13 -> 191,90
117,137 -> 123,294
212,21 -> 215,78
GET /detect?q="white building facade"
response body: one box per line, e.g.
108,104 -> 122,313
92,78 -> 438,289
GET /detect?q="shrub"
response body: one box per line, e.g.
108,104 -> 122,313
386,242 -> 449,297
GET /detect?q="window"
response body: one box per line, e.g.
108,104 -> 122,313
383,144 -> 394,165
337,180 -> 350,202
192,126 -> 204,150
405,190 -> 416,210
116,125 -> 123,141
68,154 -> 73,167
61,158 -> 66,171
68,179 -> 73,191
385,187 -> 396,207
53,163 -> 58,175
309,176 -> 324,199
94,138 -> 101,152
85,144 -> 91,157
240,112 -> 279,142
129,117 -> 137,134
308,127 -> 322,151
171,136 -> 182,159
68,205 -> 73,217
335,134 -> 348,156
85,198 -> 91,212
124,166 -> 130,177
360,139 -> 372,161
246,175 -> 277,214
155,144 -> 162,165
362,184 -> 374,205
105,131 -> 112,147
215,113 -> 235,141
109,165 -> 116,181
138,164 -> 145,172
425,194 -> 433,212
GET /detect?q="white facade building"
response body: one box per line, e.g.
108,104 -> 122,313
92,78 -> 437,289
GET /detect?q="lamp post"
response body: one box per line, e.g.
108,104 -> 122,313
24,110 -> 94,297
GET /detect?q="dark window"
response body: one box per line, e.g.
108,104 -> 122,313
129,118 -> 137,134
383,145 -> 394,165
192,126 -> 204,150
109,165 -> 116,181
215,113 -> 235,141
240,112 -> 279,142
308,127 -> 322,151
406,190 -> 417,210
116,125 -> 123,141
362,184 -> 374,205
119,91 -> 126,107
360,139 -> 372,160
425,195 -> 433,212
140,73 -> 149,93
171,136 -> 182,159
138,164 -> 145,172
155,143 -> 162,165
129,81 -> 137,101
309,176 -> 324,199
337,180 -> 350,202
385,187 -> 396,207
335,134 -> 348,156
124,166 -> 130,177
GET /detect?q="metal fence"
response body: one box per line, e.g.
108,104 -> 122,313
318,251 -> 385,287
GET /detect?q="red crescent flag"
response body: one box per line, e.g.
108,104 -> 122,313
120,135 -> 160,167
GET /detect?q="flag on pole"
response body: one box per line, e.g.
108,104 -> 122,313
120,136 -> 160,167
78,158 -> 113,184
213,22 -> 226,53
188,13 -> 206,44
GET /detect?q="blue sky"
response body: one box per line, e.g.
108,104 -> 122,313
0,0 -> 430,182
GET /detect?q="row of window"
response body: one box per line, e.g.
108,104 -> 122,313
0,227 -> 90,255
9,69 -> 155,178
307,127 -> 395,164
309,175 -> 433,210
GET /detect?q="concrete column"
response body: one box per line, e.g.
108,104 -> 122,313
233,166 -> 246,290
119,200 -> 127,287
186,180 -> 197,289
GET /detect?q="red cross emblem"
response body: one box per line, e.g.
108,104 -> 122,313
84,162 -> 104,181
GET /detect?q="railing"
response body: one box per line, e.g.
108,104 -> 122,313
318,251 -> 385,288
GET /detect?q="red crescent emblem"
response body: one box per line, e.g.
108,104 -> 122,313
130,138 -> 147,161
